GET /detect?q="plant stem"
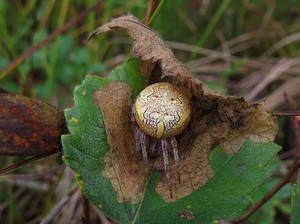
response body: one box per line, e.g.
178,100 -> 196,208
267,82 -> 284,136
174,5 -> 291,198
0,148 -> 62,176
283,93 -> 300,157
231,158 -> 300,223
271,111 -> 300,116
145,0 -> 160,25
147,0 -> 168,27
40,184 -> 79,224
80,192 -> 90,224
0,0 -> 106,79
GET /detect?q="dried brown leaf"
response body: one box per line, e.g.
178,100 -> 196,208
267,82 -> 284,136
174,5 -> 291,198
93,81 -> 150,203
0,94 -> 67,156
89,15 -> 278,203
87,14 -> 190,82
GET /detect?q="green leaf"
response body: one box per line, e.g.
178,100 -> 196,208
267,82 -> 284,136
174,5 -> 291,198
248,177 -> 292,224
62,56 -> 145,223
73,48 -> 90,66
87,63 -> 107,74
107,56 -> 145,98
291,170 -> 300,224
62,56 -> 280,223
133,141 -> 279,224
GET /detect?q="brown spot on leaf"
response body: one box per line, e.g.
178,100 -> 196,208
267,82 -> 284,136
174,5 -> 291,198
93,81 -> 150,203
12,134 -> 29,148
178,209 -> 195,220
25,99 -> 38,109
24,108 -> 34,114
0,106 -> 8,115
50,128 -> 61,137
0,94 -> 68,156
10,106 -> 20,115
88,15 -> 278,203
30,131 -> 41,142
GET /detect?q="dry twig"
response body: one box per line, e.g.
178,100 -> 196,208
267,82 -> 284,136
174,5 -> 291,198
40,185 -> 79,224
0,0 -> 106,78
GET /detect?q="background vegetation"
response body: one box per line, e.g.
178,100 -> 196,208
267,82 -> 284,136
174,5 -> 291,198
0,0 -> 300,223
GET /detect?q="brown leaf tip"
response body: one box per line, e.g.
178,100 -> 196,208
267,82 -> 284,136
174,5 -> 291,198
0,94 -> 66,156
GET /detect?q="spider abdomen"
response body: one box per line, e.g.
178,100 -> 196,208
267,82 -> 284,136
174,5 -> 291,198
134,82 -> 191,139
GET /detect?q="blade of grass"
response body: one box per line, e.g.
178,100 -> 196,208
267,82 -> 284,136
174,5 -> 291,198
38,0 -> 56,31
45,0 -> 70,101
95,0 -> 115,62
145,0 -> 160,25
188,0 -> 231,62
147,0 -> 168,27
124,0 -> 168,58
0,1 -> 35,97
0,0 -> 106,80
85,0 -> 99,63
86,0 -> 98,33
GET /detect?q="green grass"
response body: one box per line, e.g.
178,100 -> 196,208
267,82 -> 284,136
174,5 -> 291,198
1,0 -> 300,102
0,0 -> 300,223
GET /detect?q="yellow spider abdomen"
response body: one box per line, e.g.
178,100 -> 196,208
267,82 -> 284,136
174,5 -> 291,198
134,82 -> 191,139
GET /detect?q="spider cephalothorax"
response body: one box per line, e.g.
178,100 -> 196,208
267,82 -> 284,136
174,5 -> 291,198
133,82 -> 191,196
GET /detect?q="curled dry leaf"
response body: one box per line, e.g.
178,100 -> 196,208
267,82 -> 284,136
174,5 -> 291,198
89,14 -> 278,203
0,94 -> 67,156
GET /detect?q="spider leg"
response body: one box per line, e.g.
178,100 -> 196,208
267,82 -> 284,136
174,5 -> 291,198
132,100 -> 143,159
150,137 -> 158,153
170,136 -> 181,184
162,138 -> 172,198
140,130 -> 149,164
132,98 -> 150,165
135,126 -> 141,155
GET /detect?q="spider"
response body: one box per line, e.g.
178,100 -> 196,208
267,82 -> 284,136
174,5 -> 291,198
132,82 -> 191,197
